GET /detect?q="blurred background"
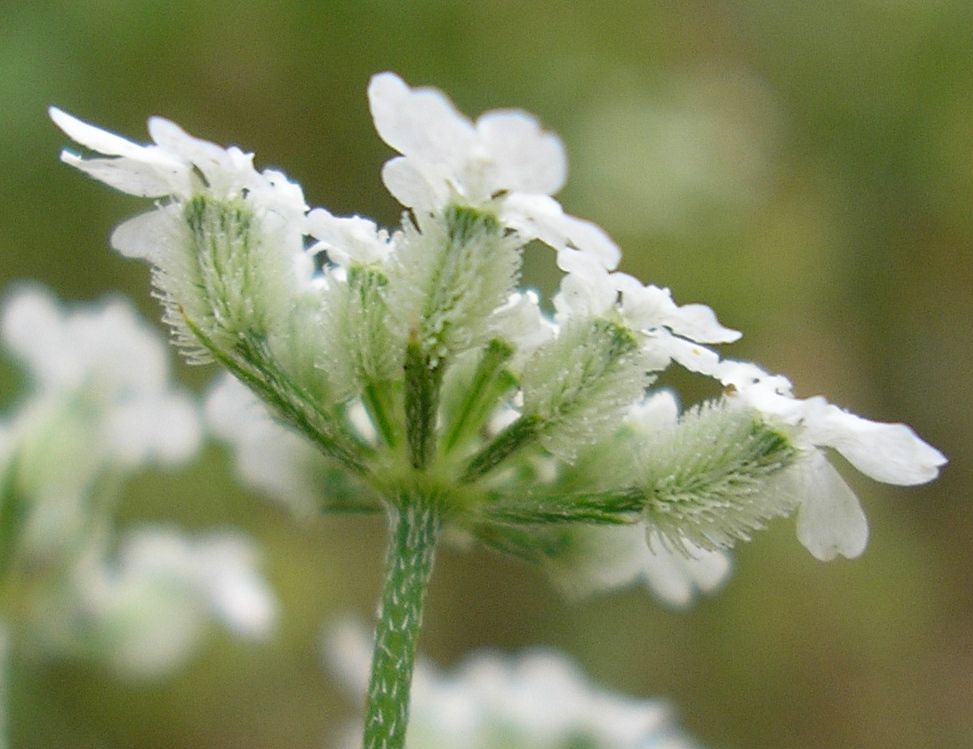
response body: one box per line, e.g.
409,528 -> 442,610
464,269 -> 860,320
1,1 -> 971,747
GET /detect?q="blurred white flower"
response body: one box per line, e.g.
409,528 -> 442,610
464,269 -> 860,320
2,285 -> 199,468
0,285 -> 200,561
325,620 -> 702,749
40,526 -> 277,679
204,374 -> 323,517
548,523 -> 730,610
716,360 -> 947,560
368,72 -> 620,269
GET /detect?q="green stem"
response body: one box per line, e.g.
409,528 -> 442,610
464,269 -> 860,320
403,340 -> 443,470
182,314 -> 370,475
442,339 -> 514,455
363,499 -> 441,749
362,382 -> 399,449
461,414 -> 542,483
480,487 -> 645,525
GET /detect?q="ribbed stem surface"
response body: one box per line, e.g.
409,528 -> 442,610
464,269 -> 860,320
363,500 -> 441,749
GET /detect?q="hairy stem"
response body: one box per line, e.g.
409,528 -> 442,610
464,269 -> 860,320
404,340 -> 442,470
363,498 -> 441,749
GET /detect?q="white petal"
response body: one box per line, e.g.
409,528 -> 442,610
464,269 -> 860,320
617,282 -> 676,329
795,452 -> 869,561
553,248 -> 616,319
368,72 -> 476,169
619,282 -> 739,344
380,156 -> 447,210
805,403 -> 947,485
647,333 -> 721,375
50,107 -> 152,160
716,360 -> 800,417
306,208 -> 391,266
147,117 -> 252,194
110,208 -> 177,261
475,110 -> 567,195
502,193 -> 620,269
556,246 -> 602,278
626,390 -> 680,432
557,212 -> 621,270
60,152 -> 176,198
488,291 -> 554,353
641,529 -> 732,608
663,302 -> 741,344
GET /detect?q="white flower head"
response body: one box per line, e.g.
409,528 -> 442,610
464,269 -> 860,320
51,108 -> 314,363
717,360 -> 947,560
50,107 -> 260,201
325,620 -> 703,749
368,72 -> 620,269
553,248 -> 739,375
2,285 -> 200,470
49,526 -> 277,679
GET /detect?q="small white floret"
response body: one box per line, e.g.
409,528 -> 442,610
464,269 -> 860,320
367,71 -> 620,269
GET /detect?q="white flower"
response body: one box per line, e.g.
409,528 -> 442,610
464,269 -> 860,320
548,523 -> 731,609
716,360 -> 947,560
553,248 -> 739,375
305,207 -> 395,268
2,285 -> 200,470
51,107 -> 305,262
45,526 -> 277,679
204,374 -> 323,517
325,620 -> 703,749
368,72 -> 620,269
51,108 -> 314,362
50,107 -> 257,200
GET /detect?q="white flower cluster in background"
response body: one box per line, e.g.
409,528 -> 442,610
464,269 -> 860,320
0,285 -> 198,562
0,285 -> 276,677
37,526 -> 276,679
326,620 -> 702,749
51,70 -> 946,603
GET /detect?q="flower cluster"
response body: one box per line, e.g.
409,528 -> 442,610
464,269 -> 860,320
326,620 -> 702,749
53,71 -> 946,749
0,286 -> 276,677
52,71 -> 945,583
0,285 -> 199,563
38,526 -> 276,678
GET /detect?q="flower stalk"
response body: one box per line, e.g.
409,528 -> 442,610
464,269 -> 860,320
364,497 -> 442,749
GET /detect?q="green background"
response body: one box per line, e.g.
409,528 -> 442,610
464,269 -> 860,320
2,2 -> 971,747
